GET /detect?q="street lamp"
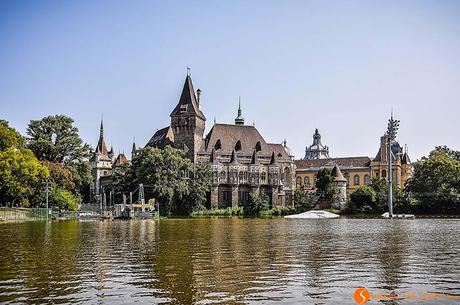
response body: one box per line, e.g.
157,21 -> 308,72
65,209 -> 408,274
387,112 -> 400,218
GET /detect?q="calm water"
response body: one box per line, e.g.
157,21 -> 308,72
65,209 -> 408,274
0,218 -> 459,305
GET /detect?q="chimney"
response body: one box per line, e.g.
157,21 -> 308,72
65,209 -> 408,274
197,88 -> 201,108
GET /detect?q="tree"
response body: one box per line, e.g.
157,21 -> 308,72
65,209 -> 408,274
27,115 -> 91,164
315,168 -> 333,195
185,162 -> 212,214
41,161 -> 75,191
406,146 -> 460,214
112,163 -> 136,204
132,146 -> 191,214
0,148 -> 49,206
34,186 -> 78,211
245,192 -> 269,216
0,120 -> 25,150
294,188 -> 319,211
349,186 -> 377,212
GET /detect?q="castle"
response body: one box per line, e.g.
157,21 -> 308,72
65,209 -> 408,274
89,74 -> 412,209
90,74 -> 296,208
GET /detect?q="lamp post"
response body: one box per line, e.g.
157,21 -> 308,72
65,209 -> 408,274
387,113 -> 400,218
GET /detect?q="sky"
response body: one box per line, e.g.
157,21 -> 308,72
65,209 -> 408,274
1,0 -> 459,161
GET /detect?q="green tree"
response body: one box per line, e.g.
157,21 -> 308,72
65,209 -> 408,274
27,115 -> 92,203
132,146 -> 191,214
34,186 -> 78,211
0,148 -> 49,206
0,120 -> 25,150
112,163 -> 136,204
41,161 -> 75,191
27,115 -> 91,164
245,192 -> 269,216
406,146 -> 460,214
294,188 -> 319,211
315,168 -> 333,195
349,186 -> 377,212
185,162 -> 212,214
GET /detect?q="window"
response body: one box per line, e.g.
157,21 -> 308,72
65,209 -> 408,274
238,171 -> 244,183
364,175 -> 370,185
261,172 -> 267,183
353,175 -> 360,185
255,141 -> 261,152
283,167 -> 291,185
214,139 -> 222,150
179,104 -> 188,113
235,140 -> 242,151
296,177 -> 302,187
220,171 -> 226,182
375,171 -> 380,178
382,170 -> 387,178
304,176 -> 310,187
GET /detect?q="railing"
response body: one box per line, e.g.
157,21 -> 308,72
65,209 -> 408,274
0,208 -> 51,221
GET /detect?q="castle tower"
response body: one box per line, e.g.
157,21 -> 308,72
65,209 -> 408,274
90,119 -> 113,204
331,164 -> 347,210
170,74 -> 206,162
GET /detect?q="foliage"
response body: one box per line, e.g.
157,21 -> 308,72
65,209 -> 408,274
260,206 -> 296,217
133,146 -> 196,215
315,168 -> 333,195
294,188 -> 320,211
245,192 -> 269,216
27,115 -> 91,164
34,186 -> 78,211
112,163 -> 136,204
41,161 -> 75,191
0,148 -> 49,206
349,186 -> 377,212
191,207 -> 244,217
183,162 -> 212,214
0,120 -> 25,151
66,161 -> 93,203
406,146 -> 460,214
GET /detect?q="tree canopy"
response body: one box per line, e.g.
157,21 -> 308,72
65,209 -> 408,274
0,148 -> 49,206
406,146 -> 460,214
0,120 -> 25,151
315,168 -> 333,195
27,115 -> 91,164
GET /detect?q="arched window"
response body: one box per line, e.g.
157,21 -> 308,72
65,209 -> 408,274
304,176 -> 310,187
296,177 -> 302,187
364,175 -> 370,185
353,175 -> 360,185
261,172 -> 267,183
220,171 -> 226,182
243,171 -> 248,183
235,140 -> 242,151
214,139 -> 221,150
382,170 -> 387,178
255,141 -> 261,152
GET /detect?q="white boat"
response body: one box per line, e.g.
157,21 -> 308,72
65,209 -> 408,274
381,212 -> 415,219
284,210 -> 340,219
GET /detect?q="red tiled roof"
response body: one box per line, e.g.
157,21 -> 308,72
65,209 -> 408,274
295,156 -> 371,169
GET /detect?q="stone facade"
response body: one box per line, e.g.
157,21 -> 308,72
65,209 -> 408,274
146,74 -> 296,208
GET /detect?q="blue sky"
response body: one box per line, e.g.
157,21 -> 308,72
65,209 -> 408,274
1,0 -> 459,160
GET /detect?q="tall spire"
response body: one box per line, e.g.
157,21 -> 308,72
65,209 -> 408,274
132,137 -> 137,156
96,118 -> 108,155
234,97 -> 245,125
170,73 -> 206,120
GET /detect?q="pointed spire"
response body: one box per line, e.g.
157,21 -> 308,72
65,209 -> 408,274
250,149 -> 258,165
230,149 -> 238,164
331,164 -> 346,182
132,137 -> 137,156
269,151 -> 277,165
96,118 -> 108,155
170,73 -> 206,120
234,97 -> 245,125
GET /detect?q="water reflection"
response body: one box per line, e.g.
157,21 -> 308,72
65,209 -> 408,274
0,218 -> 459,304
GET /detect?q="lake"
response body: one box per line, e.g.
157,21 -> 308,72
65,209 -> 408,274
0,218 -> 459,304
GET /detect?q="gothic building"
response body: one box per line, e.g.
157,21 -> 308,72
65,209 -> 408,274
90,120 -> 129,205
295,129 -> 412,194
146,74 -> 295,208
